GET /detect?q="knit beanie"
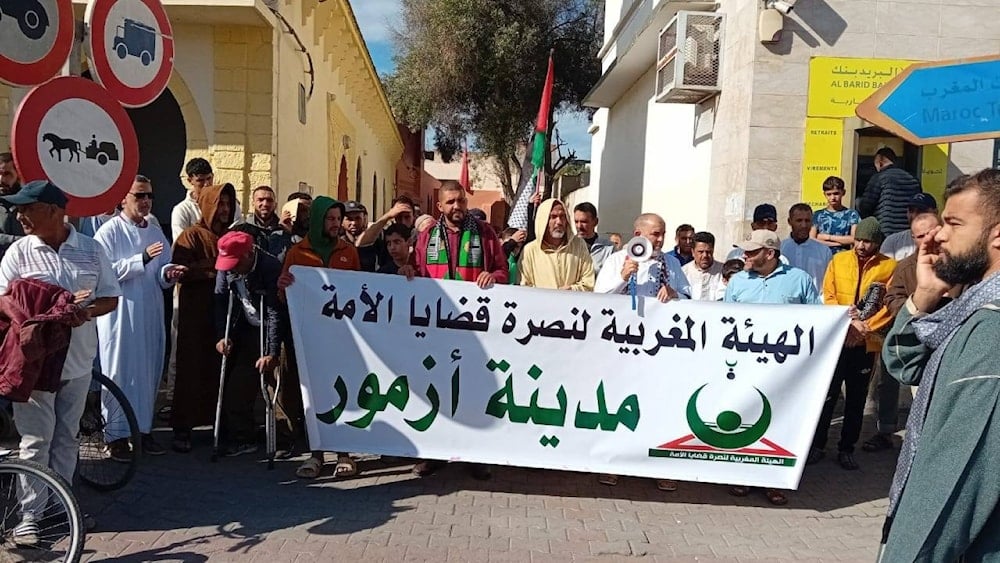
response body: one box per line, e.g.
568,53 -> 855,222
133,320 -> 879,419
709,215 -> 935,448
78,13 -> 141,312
855,217 -> 884,243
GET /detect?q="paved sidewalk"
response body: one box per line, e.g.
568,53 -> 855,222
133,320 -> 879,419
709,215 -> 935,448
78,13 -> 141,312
77,415 -> 898,562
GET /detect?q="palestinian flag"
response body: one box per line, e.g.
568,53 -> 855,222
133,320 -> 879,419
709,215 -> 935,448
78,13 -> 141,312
508,53 -> 555,230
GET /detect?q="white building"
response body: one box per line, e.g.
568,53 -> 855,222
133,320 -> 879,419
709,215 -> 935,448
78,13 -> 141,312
577,0 -> 997,248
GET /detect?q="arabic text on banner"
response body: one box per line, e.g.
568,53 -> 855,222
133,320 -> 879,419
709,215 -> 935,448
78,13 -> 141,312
286,267 -> 851,490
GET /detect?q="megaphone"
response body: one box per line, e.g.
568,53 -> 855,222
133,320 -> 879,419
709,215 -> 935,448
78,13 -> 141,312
625,236 -> 653,262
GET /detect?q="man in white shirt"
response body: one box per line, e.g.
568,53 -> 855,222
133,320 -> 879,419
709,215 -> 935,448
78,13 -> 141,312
0,181 -> 121,540
170,158 -> 242,241
595,213 -> 690,300
879,192 -> 937,260
780,203 -> 832,290
681,231 -> 724,300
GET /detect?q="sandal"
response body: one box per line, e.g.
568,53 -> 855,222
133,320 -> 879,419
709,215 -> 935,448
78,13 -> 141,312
334,454 -> 358,478
862,433 -> 894,452
764,489 -> 788,506
598,474 -> 619,486
656,479 -> 678,492
295,456 -> 322,479
729,486 -> 750,497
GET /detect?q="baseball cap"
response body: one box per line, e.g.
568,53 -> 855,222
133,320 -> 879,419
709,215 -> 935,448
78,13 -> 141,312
909,192 -> 937,211
216,231 -> 255,271
738,229 -> 781,252
753,204 -> 777,223
0,179 -> 68,208
344,201 -> 366,214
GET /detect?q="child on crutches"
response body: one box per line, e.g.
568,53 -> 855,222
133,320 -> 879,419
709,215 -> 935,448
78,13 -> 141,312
213,231 -> 282,457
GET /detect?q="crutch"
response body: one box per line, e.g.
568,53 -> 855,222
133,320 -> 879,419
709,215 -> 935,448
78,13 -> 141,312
259,293 -> 279,470
211,290 -> 235,462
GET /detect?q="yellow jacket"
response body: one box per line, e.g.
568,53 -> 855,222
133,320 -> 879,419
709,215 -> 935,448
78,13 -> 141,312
822,250 -> 896,351
519,199 -> 595,291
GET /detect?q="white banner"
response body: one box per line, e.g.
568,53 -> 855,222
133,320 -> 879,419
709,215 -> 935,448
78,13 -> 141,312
286,267 -> 850,489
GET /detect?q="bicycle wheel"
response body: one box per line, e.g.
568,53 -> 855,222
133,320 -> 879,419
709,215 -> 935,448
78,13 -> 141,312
77,371 -> 139,491
0,457 -> 84,562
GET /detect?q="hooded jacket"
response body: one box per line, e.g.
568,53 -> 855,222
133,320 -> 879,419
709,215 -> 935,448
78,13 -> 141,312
173,183 -> 237,282
0,278 -> 88,401
518,199 -> 595,291
281,196 -> 361,279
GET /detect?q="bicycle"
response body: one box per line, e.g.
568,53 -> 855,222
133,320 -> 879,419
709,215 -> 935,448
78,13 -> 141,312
77,370 -> 140,492
0,423 -> 84,562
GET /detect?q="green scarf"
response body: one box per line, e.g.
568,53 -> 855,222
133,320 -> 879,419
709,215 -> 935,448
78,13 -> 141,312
307,196 -> 342,265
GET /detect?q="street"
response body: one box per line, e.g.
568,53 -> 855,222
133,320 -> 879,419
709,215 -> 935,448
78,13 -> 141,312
79,415 -> 894,562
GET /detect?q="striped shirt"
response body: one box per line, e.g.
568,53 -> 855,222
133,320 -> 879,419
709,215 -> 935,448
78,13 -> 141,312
0,226 -> 121,380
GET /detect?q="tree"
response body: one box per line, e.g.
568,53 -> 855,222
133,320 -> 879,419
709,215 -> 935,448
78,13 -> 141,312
385,0 -> 603,202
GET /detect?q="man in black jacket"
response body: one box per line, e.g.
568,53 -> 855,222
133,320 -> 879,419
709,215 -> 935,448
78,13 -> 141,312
856,147 -> 921,236
214,231 -> 282,457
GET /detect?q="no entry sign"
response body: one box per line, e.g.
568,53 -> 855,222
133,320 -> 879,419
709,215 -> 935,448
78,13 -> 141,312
85,0 -> 174,108
12,76 -> 139,216
0,0 -> 75,87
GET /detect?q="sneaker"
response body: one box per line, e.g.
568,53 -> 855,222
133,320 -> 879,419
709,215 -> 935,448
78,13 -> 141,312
108,438 -> 133,463
142,434 -> 166,456
224,442 -> 259,457
12,517 -> 39,546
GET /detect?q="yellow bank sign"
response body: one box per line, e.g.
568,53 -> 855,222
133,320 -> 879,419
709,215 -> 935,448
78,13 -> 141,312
808,57 -> 913,119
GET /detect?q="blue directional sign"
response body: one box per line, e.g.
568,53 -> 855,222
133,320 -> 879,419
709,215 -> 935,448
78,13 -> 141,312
856,55 -> 1000,145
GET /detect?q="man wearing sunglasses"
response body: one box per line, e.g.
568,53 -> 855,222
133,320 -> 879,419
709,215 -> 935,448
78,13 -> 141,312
94,175 -> 187,458
170,158 -> 242,242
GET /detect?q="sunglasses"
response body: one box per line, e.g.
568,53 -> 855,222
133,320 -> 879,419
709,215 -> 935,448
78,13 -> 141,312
130,192 -> 154,200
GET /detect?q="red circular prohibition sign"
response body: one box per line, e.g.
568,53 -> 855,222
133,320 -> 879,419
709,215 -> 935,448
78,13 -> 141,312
0,0 -> 75,87
12,76 -> 139,217
87,0 -> 174,108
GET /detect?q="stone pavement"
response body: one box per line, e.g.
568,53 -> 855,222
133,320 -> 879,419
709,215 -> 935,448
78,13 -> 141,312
77,414 -> 898,562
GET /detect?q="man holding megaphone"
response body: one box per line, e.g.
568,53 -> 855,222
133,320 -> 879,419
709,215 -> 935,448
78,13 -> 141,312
595,213 -> 691,302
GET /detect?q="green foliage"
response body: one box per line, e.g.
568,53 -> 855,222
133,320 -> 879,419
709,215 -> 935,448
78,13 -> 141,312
385,0 -> 603,200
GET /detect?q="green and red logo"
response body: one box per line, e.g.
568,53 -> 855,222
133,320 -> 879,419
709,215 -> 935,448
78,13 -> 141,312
649,379 -> 796,467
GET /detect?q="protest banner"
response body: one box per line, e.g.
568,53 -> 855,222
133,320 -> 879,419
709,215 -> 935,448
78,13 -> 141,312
285,267 -> 850,489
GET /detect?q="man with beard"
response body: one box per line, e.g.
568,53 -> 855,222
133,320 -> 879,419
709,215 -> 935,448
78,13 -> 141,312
595,213 -> 691,301
341,201 -> 377,271
95,176 -> 187,458
278,197 -> 361,479
236,186 -> 286,260
170,183 -> 237,453
682,231 -> 724,301
400,180 -> 508,480
519,199 -> 594,290
0,152 -> 24,257
879,169 -> 1000,561
812,217 -> 895,471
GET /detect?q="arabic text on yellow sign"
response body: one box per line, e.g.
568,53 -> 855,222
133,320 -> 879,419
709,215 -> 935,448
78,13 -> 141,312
921,144 -> 950,204
801,118 -> 844,210
808,57 -> 915,118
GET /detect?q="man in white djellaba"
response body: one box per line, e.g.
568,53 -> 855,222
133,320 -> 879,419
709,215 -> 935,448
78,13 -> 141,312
95,175 -> 187,458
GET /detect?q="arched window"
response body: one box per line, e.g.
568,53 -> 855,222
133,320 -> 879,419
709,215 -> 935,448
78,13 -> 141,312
355,157 -> 362,202
337,156 -> 348,201
372,173 -> 378,213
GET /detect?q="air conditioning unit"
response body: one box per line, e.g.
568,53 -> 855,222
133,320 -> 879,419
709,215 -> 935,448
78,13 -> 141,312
655,11 -> 725,104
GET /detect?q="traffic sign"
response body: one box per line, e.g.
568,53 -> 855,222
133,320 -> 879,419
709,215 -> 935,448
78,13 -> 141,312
85,0 -> 174,108
12,76 -> 139,217
857,55 -> 1000,145
0,0 -> 75,87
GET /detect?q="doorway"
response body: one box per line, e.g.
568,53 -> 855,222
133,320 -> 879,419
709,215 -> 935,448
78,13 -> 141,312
852,127 -> 918,202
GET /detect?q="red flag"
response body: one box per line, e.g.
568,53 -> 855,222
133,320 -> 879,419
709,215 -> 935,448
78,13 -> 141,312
459,141 -> 473,194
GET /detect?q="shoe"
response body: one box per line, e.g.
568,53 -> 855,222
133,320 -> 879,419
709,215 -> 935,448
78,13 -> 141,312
12,517 -> 39,546
224,442 -> 259,457
108,438 -> 133,463
172,431 -> 192,453
468,463 -> 492,481
656,479 -> 678,492
862,433 -> 894,452
83,513 -> 97,532
837,451 -> 859,470
806,448 -> 825,465
598,474 -> 619,486
141,434 -> 166,456
412,459 -> 446,477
